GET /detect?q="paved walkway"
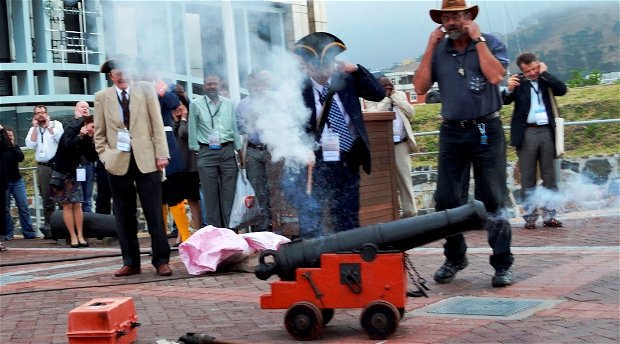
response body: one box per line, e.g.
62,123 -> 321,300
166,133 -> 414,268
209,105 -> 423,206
1,207 -> 618,343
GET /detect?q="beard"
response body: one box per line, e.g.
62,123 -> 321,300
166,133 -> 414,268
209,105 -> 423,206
448,30 -> 463,40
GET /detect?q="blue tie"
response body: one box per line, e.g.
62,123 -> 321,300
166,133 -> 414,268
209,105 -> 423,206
321,85 -> 354,152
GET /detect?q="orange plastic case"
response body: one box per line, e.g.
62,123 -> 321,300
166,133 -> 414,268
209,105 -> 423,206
67,297 -> 139,344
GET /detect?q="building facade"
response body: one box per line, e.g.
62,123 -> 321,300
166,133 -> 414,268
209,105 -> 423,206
0,0 -> 327,142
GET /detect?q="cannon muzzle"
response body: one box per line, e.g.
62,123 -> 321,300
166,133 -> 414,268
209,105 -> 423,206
255,201 -> 487,281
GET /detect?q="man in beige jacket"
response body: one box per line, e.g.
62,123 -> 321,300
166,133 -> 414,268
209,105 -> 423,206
365,76 -> 418,218
94,57 -> 172,277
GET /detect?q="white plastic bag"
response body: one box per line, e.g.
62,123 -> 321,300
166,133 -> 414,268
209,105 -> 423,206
240,231 -> 291,252
178,225 -> 251,275
229,169 -> 261,229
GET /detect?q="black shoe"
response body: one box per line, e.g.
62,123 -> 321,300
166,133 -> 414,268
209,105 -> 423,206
433,258 -> 468,284
492,269 -> 514,287
78,242 -> 89,248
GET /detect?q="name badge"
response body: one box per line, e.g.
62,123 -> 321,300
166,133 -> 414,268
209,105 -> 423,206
321,130 -> 340,162
76,167 -> 86,182
117,130 -> 131,152
535,107 -> 549,125
208,130 -> 221,150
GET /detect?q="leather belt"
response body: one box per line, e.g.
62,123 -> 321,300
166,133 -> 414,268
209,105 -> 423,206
394,138 -> 407,146
247,142 -> 267,151
37,162 -> 49,166
443,111 -> 500,129
525,123 -> 550,128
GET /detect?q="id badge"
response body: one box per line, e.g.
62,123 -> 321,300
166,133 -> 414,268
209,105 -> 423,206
76,167 -> 86,182
209,130 -> 221,150
117,130 -> 131,152
535,108 -> 549,125
37,150 -> 47,160
321,130 -> 340,162
393,135 -> 401,143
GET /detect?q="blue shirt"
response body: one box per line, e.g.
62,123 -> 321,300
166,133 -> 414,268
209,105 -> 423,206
431,33 -> 509,120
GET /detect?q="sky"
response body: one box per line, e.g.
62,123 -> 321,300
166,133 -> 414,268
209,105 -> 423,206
324,0 -> 607,70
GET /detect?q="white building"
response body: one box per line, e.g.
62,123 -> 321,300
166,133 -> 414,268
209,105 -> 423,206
0,0 -> 327,141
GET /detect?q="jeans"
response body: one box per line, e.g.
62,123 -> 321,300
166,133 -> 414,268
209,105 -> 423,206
5,178 -> 36,239
81,162 -> 95,212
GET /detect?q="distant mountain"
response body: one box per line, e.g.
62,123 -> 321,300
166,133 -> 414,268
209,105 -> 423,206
499,2 -> 619,80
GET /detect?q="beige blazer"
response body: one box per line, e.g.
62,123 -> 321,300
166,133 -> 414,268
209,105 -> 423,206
365,90 -> 418,153
94,81 -> 169,176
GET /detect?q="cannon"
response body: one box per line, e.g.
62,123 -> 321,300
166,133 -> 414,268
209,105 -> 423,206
256,201 -> 487,340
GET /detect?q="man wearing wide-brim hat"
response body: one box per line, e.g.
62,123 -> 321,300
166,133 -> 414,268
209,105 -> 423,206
282,32 -> 384,239
94,56 -> 173,278
414,0 -> 515,288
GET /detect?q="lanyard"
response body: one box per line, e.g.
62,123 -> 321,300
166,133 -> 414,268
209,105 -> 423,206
38,127 -> 46,143
530,82 -> 542,105
205,97 -> 221,127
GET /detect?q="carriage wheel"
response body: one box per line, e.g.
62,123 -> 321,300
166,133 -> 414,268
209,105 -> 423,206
284,302 -> 323,340
321,308 -> 334,326
360,301 -> 400,340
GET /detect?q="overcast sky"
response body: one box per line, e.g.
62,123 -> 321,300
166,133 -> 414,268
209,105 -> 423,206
324,0 -> 609,70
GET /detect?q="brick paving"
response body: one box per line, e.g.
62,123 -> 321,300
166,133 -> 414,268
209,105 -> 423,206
0,208 -> 618,344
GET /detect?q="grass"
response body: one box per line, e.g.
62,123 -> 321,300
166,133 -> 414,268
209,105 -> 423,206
411,84 -> 620,167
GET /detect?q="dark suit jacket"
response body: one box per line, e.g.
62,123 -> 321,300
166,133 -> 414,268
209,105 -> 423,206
503,71 -> 567,150
302,64 -> 384,174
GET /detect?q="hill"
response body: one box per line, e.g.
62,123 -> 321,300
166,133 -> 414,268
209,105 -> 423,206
501,2 -> 619,80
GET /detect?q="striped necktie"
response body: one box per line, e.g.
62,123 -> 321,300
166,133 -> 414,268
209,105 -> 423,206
321,85 -> 354,152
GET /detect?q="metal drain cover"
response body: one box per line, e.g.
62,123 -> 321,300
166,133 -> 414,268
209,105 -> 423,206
412,296 -> 561,320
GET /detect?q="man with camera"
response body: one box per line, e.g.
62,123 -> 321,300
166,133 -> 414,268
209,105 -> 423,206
25,106 -> 64,238
503,53 -> 567,229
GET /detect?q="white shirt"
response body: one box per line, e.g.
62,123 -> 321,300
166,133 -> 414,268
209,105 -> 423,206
25,120 -> 64,163
310,77 -> 358,139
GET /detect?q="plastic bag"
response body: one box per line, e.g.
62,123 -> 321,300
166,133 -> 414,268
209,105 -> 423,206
178,225 -> 251,275
229,169 -> 261,229
240,231 -> 291,252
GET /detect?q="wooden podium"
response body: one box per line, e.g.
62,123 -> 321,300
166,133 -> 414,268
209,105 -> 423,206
270,111 -> 399,236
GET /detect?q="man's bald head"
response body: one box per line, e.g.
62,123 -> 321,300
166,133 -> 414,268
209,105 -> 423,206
74,101 -> 90,118
376,76 -> 394,97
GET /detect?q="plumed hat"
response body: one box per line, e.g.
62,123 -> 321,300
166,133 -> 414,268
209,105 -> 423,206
100,55 -> 131,74
293,32 -> 346,67
430,0 -> 479,24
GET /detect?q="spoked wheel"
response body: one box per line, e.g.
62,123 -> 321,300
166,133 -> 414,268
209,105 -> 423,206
360,301 -> 400,340
321,308 -> 334,326
284,302 -> 323,340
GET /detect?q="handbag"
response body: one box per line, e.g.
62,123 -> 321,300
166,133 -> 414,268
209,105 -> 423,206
228,153 -> 262,229
548,88 -> 564,158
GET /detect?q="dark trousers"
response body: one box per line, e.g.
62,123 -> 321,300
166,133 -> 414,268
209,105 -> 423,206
197,144 -> 238,229
282,158 -> 360,239
435,117 -> 513,270
517,127 -> 558,217
94,160 -> 112,214
245,147 -> 272,231
107,155 -> 170,267
36,164 -> 55,229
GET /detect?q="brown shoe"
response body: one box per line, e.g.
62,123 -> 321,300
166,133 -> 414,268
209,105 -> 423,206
543,218 -> 563,228
156,264 -> 172,276
114,265 -> 141,277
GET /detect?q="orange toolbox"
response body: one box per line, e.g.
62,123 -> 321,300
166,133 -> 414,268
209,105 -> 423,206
67,297 -> 140,344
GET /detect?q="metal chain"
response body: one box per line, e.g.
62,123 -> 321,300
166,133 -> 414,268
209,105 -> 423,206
404,252 -> 430,298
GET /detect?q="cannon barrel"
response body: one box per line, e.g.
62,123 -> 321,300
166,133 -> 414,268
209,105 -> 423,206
256,201 -> 487,281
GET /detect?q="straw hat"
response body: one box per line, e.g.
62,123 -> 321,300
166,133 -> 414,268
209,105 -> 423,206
430,0 -> 479,24
293,32 -> 346,68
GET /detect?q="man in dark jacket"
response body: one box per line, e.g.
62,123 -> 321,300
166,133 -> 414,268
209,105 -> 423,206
282,32 -> 384,238
503,52 -> 567,229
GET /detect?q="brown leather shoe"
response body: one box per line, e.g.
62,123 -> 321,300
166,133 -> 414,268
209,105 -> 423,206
113,265 -> 141,277
156,264 -> 172,276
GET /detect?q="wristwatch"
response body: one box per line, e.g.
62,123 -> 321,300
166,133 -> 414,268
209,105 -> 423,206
474,36 -> 487,45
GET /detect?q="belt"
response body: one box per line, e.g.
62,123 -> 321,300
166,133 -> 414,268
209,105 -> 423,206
247,142 -> 267,151
394,138 -> 407,146
199,141 -> 231,149
443,112 -> 500,129
525,123 -> 550,128
37,162 -> 49,166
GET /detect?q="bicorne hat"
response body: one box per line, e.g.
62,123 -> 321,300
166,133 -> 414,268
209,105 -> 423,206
430,0 -> 479,24
293,32 -> 346,68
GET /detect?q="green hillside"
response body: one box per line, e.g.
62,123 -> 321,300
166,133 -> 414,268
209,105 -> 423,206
412,84 -> 620,166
